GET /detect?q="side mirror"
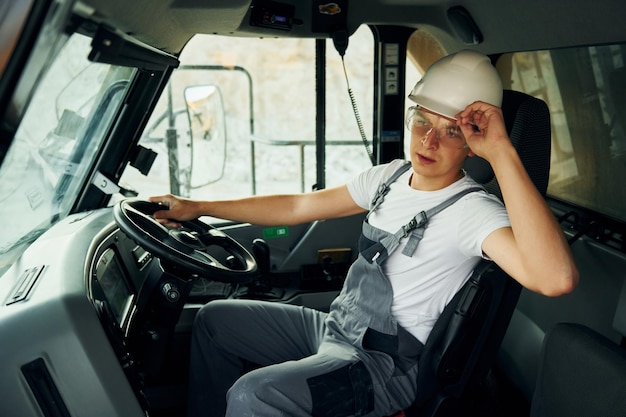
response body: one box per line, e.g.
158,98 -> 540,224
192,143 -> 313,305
184,85 -> 227,188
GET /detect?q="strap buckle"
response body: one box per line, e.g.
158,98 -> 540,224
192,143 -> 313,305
402,219 -> 417,237
402,211 -> 428,237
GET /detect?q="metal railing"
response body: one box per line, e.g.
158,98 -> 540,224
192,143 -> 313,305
250,136 -> 365,194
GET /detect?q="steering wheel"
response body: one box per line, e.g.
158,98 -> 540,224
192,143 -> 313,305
113,199 -> 258,283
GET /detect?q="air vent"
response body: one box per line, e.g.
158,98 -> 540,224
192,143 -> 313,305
21,358 -> 71,417
6,265 -> 45,305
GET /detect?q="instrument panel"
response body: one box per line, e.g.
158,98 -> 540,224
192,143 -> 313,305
94,248 -> 134,327
89,227 -> 156,337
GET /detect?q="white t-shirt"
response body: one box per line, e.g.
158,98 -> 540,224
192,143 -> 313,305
347,159 -> 510,343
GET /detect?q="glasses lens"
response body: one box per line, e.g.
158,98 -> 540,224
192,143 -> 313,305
406,107 -> 431,131
439,126 -> 464,144
407,106 -> 466,148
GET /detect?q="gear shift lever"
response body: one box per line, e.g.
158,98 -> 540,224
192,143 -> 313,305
252,238 -> 270,275
236,238 -> 284,300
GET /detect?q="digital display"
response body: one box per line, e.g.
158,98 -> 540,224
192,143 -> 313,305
250,2 -> 295,31
96,248 -> 132,326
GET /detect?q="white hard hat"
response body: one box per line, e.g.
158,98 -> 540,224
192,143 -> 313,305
408,50 -> 503,119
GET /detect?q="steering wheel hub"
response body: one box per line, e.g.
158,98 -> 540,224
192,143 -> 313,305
172,230 -> 202,247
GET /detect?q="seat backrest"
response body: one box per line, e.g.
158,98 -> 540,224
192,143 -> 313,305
462,89 -> 552,199
408,90 -> 552,417
531,323 -> 626,417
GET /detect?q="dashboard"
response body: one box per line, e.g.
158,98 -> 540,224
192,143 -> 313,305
0,207 -> 196,417
0,208 -> 148,416
0,205 -> 344,417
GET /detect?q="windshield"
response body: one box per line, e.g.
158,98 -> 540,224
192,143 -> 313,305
0,33 -> 134,274
119,27 -> 374,202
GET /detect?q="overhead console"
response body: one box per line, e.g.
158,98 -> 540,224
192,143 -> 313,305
247,0 -> 349,37
250,0 -> 300,31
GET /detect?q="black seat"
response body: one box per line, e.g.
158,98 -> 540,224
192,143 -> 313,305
406,90 -> 552,417
531,323 -> 626,417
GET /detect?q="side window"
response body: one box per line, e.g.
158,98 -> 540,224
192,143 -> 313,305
499,47 -> 626,222
121,26 -> 374,201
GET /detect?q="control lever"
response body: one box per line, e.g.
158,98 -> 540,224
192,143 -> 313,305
237,238 -> 284,300
252,238 -> 271,275
321,255 -> 337,282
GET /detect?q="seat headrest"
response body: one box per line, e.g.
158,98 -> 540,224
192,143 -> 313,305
463,89 -> 551,199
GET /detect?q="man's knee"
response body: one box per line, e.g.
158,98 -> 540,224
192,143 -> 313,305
193,299 -> 233,336
226,361 -> 376,417
226,371 -> 286,414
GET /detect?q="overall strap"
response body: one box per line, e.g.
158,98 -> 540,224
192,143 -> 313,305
400,186 -> 484,256
362,186 -> 483,264
369,161 -> 412,214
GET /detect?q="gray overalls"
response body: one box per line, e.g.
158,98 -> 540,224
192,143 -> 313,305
188,162 -> 481,417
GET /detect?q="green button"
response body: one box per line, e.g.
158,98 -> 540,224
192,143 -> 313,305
263,226 -> 289,239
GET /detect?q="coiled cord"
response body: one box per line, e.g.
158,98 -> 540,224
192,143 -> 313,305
341,56 -> 374,164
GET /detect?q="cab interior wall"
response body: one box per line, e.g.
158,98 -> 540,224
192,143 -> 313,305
3,0 -> 626,416
498,231 -> 626,402
64,0 -> 626,372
